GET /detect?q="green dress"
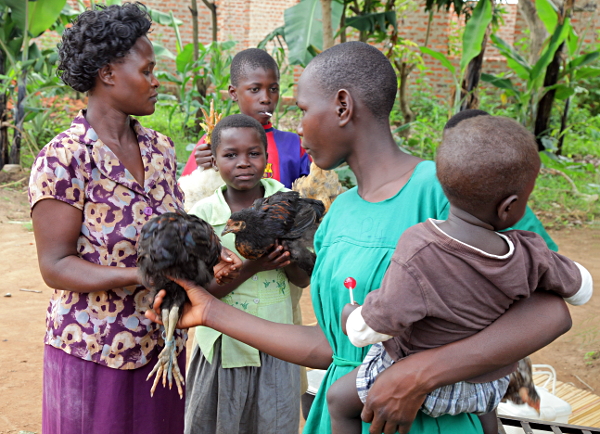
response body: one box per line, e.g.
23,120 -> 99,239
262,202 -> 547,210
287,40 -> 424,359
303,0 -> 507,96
304,160 -> 556,434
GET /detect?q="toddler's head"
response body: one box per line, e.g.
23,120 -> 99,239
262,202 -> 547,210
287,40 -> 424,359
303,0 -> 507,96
212,114 -> 268,191
436,115 -> 540,229
229,49 -> 280,126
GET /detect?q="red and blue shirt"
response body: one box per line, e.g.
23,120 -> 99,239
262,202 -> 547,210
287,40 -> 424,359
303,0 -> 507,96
182,122 -> 310,189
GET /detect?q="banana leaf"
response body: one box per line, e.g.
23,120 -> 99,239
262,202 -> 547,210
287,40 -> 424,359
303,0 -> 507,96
480,73 -> 519,95
460,0 -> 492,74
529,19 -> 570,91
344,11 -> 397,33
490,34 -> 531,81
1,0 -> 67,38
561,52 -> 600,78
420,46 -> 455,76
535,0 -> 558,34
283,0 -> 343,66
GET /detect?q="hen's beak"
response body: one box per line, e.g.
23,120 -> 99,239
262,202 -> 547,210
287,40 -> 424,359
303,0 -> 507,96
222,219 -> 236,236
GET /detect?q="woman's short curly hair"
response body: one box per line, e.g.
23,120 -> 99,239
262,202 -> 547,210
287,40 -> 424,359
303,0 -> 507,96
58,2 -> 152,92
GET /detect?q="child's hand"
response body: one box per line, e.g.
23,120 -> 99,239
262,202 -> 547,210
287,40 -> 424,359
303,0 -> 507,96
194,142 -> 213,169
341,302 -> 361,336
250,244 -> 291,273
214,247 -> 242,285
145,277 -> 214,329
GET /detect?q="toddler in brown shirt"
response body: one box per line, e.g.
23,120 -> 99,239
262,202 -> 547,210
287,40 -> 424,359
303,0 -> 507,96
327,111 -> 593,434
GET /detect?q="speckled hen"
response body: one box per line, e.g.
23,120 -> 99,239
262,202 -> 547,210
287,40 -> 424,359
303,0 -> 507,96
222,190 -> 325,276
137,210 -> 221,398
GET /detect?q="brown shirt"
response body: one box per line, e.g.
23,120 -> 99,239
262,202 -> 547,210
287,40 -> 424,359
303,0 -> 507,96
362,219 -> 580,377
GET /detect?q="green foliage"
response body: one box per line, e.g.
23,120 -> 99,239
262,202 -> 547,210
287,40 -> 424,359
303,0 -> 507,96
282,0 -> 343,66
155,40 -> 237,134
482,20 -> 573,127
420,0 -> 492,112
344,10 -> 397,34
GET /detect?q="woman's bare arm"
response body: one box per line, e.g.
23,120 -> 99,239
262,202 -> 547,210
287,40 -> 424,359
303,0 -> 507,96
32,199 -> 140,292
362,291 -> 572,434
146,277 -> 333,369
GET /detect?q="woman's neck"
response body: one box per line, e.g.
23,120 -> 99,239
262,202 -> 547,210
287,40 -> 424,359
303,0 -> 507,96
223,183 -> 265,213
85,98 -> 134,147
346,123 -> 422,203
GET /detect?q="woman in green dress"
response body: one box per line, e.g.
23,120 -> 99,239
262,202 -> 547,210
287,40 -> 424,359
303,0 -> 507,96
147,42 -> 570,434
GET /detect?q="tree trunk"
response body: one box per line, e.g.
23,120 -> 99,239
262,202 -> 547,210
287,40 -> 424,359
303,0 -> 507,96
518,0 -> 548,65
193,0 -> 215,133
394,59 -> 416,138
11,68 -> 26,164
0,49 -> 8,170
359,0 -> 372,42
201,0 -> 217,42
321,0 -> 334,50
460,30 -> 489,111
556,96 -> 570,155
534,41 -> 564,150
190,0 -> 199,60
340,2 -> 347,43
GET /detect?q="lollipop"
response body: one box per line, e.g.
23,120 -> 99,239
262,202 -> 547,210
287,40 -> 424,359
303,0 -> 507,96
344,277 -> 357,305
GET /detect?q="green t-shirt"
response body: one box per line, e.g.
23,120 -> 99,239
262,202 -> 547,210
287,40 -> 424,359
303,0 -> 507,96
304,160 -> 556,434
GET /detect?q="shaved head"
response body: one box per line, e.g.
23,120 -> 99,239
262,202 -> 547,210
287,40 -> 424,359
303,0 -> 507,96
437,116 -> 540,214
230,48 -> 279,86
304,41 -> 397,122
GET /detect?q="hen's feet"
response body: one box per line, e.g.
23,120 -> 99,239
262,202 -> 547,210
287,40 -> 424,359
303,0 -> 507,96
146,307 -> 184,398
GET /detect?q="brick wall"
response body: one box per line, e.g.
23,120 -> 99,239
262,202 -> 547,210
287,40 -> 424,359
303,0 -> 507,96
58,0 -> 600,101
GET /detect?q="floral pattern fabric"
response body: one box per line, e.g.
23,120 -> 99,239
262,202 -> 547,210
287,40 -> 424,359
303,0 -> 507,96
29,110 -> 185,370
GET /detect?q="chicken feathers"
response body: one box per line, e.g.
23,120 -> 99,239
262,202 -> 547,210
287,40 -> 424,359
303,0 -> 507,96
503,357 -> 541,412
292,162 -> 345,213
137,210 -> 221,398
222,191 -> 325,276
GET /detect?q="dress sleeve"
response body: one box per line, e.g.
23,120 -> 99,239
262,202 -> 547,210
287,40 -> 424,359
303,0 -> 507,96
28,139 -> 87,211
361,258 -> 428,336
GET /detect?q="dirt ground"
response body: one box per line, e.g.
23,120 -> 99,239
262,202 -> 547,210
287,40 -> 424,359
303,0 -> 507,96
0,178 -> 599,434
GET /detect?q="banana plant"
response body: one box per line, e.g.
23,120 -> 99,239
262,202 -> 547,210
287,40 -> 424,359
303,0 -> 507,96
155,37 -> 236,133
283,0 -> 344,66
0,0 -> 67,168
481,0 -> 599,142
481,19 -> 570,128
419,0 -> 493,113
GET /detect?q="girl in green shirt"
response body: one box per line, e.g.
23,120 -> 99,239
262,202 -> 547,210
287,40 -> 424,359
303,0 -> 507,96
148,42 -> 571,434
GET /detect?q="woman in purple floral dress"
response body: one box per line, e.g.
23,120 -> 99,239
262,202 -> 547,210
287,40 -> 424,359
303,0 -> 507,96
28,4 -> 238,433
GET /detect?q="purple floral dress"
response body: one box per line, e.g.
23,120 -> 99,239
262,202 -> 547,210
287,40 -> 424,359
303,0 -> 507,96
29,110 -> 185,370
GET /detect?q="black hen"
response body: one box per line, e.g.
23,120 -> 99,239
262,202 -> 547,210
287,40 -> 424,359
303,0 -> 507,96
222,191 -> 325,276
137,210 -> 221,398
502,357 -> 541,412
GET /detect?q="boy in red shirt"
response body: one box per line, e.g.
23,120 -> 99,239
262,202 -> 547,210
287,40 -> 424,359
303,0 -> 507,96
181,48 -> 310,189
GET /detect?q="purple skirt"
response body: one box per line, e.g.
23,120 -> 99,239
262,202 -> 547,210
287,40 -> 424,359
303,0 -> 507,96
42,344 -> 185,434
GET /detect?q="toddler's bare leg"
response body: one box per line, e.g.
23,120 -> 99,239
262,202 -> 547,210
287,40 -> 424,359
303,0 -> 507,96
478,410 -> 500,434
327,367 -> 363,434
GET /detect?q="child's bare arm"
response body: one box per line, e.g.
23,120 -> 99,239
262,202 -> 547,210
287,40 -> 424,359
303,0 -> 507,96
147,278 -> 334,369
206,245 -> 290,298
283,262 -> 310,288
